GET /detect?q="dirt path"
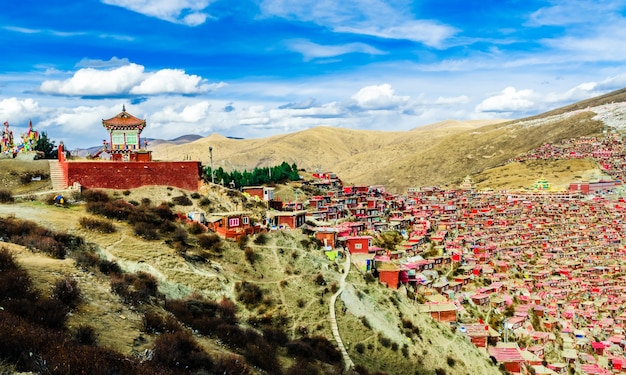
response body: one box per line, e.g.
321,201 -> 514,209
329,251 -> 354,372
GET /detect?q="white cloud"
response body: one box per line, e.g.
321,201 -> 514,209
40,105 -> 112,135
287,40 -> 385,61
39,63 -> 223,96
527,1 -> 622,27
40,64 -> 145,96
130,69 -> 225,95
434,96 -> 470,105
336,20 -> 458,48
150,101 -> 212,123
351,84 -> 409,110
475,87 -> 536,113
0,98 -> 40,123
259,0 -> 457,47
101,0 -> 212,26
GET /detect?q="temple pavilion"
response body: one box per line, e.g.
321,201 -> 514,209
102,105 -> 151,162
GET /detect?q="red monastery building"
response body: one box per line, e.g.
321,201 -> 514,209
102,106 -> 151,162
56,106 -> 202,191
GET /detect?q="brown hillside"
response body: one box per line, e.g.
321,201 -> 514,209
151,111 -> 605,193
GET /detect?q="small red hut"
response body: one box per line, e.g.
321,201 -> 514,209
345,236 -> 373,254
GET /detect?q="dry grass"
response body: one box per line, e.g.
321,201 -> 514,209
0,186 -> 503,374
149,106 -> 605,193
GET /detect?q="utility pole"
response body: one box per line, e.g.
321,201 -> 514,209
209,146 -> 214,184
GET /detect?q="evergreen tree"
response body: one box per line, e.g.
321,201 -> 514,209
35,131 -> 57,159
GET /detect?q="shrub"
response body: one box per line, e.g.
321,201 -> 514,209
355,342 -> 365,354
0,190 -> 13,203
237,234 -> 248,249
81,189 -> 110,203
111,271 -> 159,305
142,310 -> 182,334
401,344 -> 409,358
152,331 -> 214,371
52,276 -> 81,309
98,259 -> 122,275
170,226 -> 189,244
86,199 -> 135,221
378,334 -> 391,348
190,192 -> 201,199
218,297 -> 239,325
235,281 -> 264,308
213,354 -> 254,375
187,221 -> 205,235
315,273 -> 326,286
244,247 -> 256,265
253,233 -> 268,245
78,216 -> 116,233
446,355 -> 456,367
287,336 -> 341,364
171,195 -> 192,206
133,222 -> 159,240
73,325 -> 98,345
197,233 -> 222,251
165,295 -> 240,334
262,327 -> 289,347
122,190 -> 131,196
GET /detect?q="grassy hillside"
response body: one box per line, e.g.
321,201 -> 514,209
0,186 -> 501,375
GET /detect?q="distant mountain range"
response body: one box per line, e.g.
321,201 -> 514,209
148,88 -> 626,192
72,134 -> 205,157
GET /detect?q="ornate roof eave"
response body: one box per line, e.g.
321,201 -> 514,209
102,106 -> 146,130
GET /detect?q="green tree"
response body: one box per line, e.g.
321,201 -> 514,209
35,131 -> 57,159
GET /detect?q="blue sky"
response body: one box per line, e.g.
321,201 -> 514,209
2,0 -> 626,149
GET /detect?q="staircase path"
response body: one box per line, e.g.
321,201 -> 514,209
48,160 -> 67,190
329,250 -> 355,372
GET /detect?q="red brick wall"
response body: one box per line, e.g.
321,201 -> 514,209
64,161 -> 201,191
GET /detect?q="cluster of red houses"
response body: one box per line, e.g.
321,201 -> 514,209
228,131 -> 626,374
509,133 -> 626,195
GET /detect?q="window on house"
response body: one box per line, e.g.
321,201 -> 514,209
111,131 -> 125,145
125,131 -> 138,145
242,217 -> 249,225
228,217 -> 240,227
355,243 -> 362,249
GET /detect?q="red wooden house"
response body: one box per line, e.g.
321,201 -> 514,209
488,345 -> 525,374
266,210 -> 307,229
345,236 -> 373,254
471,293 -> 490,306
461,324 -> 490,348
417,303 -> 457,323
377,263 -> 400,289
242,186 -> 275,201
313,227 -> 338,249
206,211 -> 258,240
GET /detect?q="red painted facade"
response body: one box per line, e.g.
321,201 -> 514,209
345,236 -> 372,254
61,160 -> 202,191
378,269 -> 400,289
206,213 -> 259,240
